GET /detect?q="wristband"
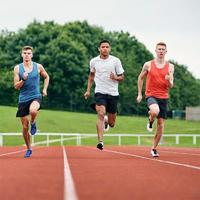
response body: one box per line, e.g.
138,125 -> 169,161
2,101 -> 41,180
22,77 -> 26,81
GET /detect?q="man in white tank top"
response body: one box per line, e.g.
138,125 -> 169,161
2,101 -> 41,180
84,39 -> 124,150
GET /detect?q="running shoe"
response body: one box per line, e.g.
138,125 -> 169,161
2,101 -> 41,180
24,149 -> 32,158
150,149 -> 159,157
31,122 -> 37,135
97,142 -> 104,150
103,115 -> 109,132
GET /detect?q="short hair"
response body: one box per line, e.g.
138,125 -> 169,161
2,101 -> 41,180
156,42 -> 167,48
98,39 -> 110,47
21,45 -> 33,52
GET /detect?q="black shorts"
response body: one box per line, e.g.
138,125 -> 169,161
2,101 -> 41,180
16,98 -> 41,118
146,96 -> 168,119
94,93 -> 119,114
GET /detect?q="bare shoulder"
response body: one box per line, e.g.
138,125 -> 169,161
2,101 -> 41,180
37,63 -> 44,70
37,63 -> 46,73
14,64 -> 19,73
142,61 -> 151,71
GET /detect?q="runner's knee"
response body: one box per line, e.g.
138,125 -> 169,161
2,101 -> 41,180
97,111 -> 105,120
29,108 -> 37,116
151,110 -> 159,117
149,105 -> 160,116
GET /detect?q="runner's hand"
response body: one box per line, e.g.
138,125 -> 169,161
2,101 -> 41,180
110,72 -> 116,80
136,94 -> 142,103
165,71 -> 173,81
84,91 -> 90,99
23,72 -> 28,80
42,89 -> 47,97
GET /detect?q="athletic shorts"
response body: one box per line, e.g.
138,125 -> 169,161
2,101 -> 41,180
16,98 -> 41,118
94,93 -> 119,114
146,96 -> 168,119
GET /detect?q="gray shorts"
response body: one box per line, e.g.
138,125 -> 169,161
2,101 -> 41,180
146,96 -> 168,119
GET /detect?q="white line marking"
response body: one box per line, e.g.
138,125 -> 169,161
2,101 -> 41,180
0,147 -> 42,157
159,150 -> 200,156
62,146 -> 78,200
104,149 -> 200,170
0,149 -> 25,157
130,147 -> 200,156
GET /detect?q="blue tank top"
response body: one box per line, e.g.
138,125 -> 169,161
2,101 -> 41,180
18,62 -> 41,103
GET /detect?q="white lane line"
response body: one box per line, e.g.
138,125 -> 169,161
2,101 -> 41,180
104,149 -> 200,170
0,146 -> 42,157
0,149 -> 25,157
129,148 -> 200,156
62,146 -> 78,200
159,150 -> 200,156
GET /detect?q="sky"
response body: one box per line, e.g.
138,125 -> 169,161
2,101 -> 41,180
0,0 -> 200,78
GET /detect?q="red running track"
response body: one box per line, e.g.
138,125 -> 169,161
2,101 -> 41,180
0,146 -> 199,200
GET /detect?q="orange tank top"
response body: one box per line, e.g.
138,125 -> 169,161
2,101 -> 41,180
145,60 -> 169,99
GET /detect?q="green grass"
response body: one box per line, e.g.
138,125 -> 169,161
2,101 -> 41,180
0,105 -> 200,147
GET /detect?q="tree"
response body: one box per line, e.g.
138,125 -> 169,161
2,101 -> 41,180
0,20 -> 199,115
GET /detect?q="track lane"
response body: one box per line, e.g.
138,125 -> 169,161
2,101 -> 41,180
107,146 -> 200,167
66,146 -> 200,200
0,146 -> 199,200
0,147 -> 64,200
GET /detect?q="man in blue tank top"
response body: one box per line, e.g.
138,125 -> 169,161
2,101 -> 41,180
14,46 -> 49,158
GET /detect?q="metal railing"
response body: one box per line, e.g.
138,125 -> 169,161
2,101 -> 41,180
0,133 -> 200,146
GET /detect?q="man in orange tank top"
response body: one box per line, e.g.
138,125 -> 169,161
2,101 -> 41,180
136,42 -> 174,157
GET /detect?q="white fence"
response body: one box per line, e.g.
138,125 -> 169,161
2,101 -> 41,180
0,133 -> 200,146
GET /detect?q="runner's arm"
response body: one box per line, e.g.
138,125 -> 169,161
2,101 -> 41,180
167,63 -> 174,88
14,65 -> 25,89
84,71 -> 95,99
39,64 -> 49,96
136,62 -> 149,103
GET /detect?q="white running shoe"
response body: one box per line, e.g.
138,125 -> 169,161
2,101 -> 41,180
103,115 -> 109,132
151,149 -> 159,157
